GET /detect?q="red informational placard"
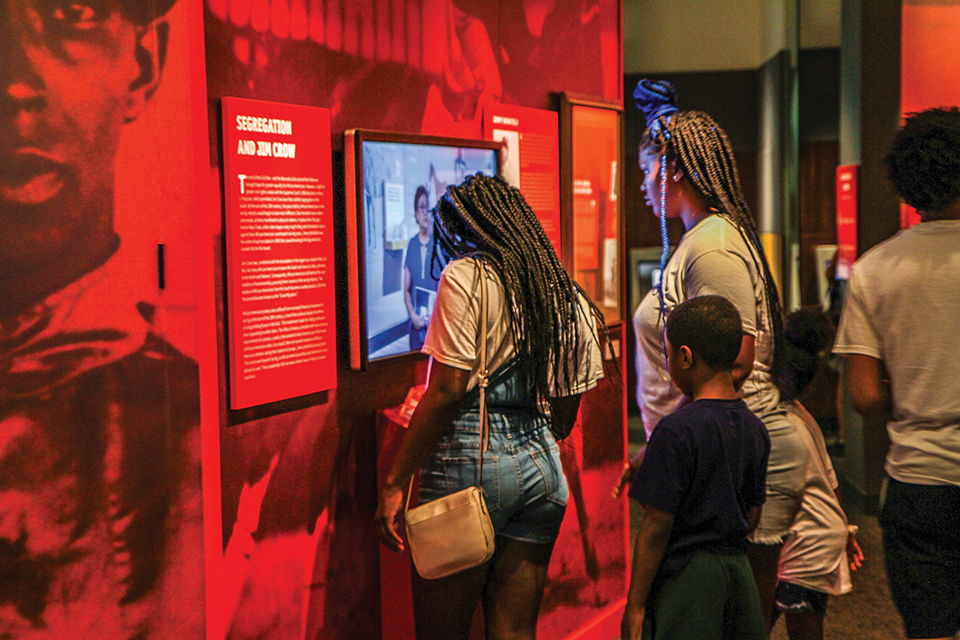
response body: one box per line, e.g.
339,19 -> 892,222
836,165 -> 858,280
483,104 -> 562,257
902,3 -> 960,118
221,97 -> 337,408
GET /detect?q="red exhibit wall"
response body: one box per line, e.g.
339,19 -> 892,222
1,0 -> 623,637
900,1 -> 960,228
202,0 -> 624,639
0,0 -> 210,638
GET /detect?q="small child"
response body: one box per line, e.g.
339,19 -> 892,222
773,307 -> 864,640
621,295 -> 771,640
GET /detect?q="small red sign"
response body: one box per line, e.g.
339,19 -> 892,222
222,97 -> 337,408
836,165 -> 858,280
483,104 -> 562,257
900,203 -> 921,230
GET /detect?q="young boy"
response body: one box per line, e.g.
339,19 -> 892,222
621,295 -> 771,640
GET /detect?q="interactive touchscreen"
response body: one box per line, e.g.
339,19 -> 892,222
345,130 -> 500,370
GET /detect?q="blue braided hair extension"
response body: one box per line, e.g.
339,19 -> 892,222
634,79 -> 678,140
634,79 -> 679,363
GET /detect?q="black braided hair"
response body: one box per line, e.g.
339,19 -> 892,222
432,173 -> 606,401
634,79 -> 789,395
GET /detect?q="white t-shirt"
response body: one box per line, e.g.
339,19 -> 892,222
833,219 -> 960,486
423,258 -> 603,396
778,403 -> 852,595
634,214 -> 780,437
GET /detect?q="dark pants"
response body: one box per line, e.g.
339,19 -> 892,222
880,477 -> 960,639
645,549 -> 767,640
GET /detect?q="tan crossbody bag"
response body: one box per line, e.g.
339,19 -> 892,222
404,269 -> 496,579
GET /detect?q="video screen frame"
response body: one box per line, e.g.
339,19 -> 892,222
344,129 -> 502,371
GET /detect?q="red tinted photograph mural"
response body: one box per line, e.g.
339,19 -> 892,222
0,0 -> 205,638
204,0 -> 622,639
540,358 -> 629,639
204,0 -> 620,138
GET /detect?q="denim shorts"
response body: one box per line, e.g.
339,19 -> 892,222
775,581 -> 829,616
418,410 -> 569,545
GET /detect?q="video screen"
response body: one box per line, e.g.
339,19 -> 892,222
345,131 -> 500,369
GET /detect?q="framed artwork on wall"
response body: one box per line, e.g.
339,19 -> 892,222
559,94 -> 624,326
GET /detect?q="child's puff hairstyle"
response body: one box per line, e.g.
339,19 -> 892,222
432,173 -> 607,400
782,306 -> 835,402
886,107 -> 960,214
665,295 -> 743,371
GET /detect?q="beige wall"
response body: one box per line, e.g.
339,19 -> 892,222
624,0 -> 841,75
801,0 -> 842,49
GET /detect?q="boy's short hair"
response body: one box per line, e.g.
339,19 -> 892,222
886,107 -> 960,213
665,295 -> 743,370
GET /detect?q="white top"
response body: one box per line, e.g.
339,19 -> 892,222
423,257 -> 603,395
833,219 -> 960,486
633,214 -> 780,437
778,403 -> 852,595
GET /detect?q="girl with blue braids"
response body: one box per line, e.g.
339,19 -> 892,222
614,79 -> 809,632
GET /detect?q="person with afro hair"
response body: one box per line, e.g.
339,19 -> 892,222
833,107 -> 960,640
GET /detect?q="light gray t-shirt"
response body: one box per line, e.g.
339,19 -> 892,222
423,258 -> 603,396
633,214 -> 780,437
834,219 -> 960,486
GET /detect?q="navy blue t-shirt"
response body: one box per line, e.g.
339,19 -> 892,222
628,398 -> 770,580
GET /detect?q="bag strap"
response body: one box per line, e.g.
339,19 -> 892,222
477,262 -> 490,479
403,261 -> 490,514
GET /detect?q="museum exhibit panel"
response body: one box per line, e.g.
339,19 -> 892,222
3,0 -> 954,637
0,0 -> 625,638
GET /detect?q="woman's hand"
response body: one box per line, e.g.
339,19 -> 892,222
376,485 -> 406,553
378,362 -> 470,554
620,603 -> 645,640
611,445 -> 646,499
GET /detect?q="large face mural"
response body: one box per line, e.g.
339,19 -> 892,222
0,0 -> 204,638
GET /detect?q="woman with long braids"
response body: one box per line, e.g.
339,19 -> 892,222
614,80 -> 808,631
376,173 -> 605,639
